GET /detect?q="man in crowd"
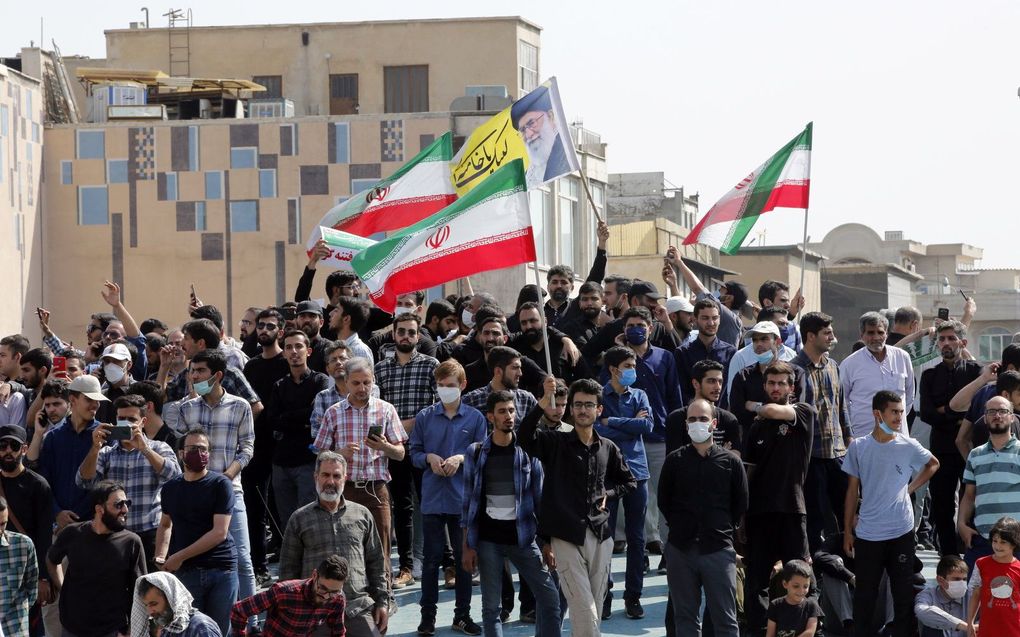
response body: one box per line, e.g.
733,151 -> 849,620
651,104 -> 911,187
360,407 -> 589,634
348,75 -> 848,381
675,298 -> 737,407
129,571 -> 221,637
0,494 -> 39,637
295,300 -> 332,374
462,390 -> 562,637
519,376 -> 637,637
96,343 -> 135,423
310,342 -> 354,440
665,360 -> 742,456
510,302 -> 591,385
559,281 -> 605,351
48,480 -> 146,637
840,311 -> 915,437
758,280 -> 804,350
463,346 -> 538,427
279,452 -> 389,637
78,394 -> 181,568
725,308 -> 798,394
668,248 -> 747,347
729,321 -> 803,434
267,330 -> 330,529
886,306 -> 923,346
329,297 -> 375,363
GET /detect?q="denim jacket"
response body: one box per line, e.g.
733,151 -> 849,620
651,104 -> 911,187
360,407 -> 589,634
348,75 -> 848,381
462,435 -> 544,550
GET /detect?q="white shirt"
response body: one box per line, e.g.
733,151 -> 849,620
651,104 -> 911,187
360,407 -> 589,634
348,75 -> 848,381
725,343 -> 798,395
839,346 -> 915,438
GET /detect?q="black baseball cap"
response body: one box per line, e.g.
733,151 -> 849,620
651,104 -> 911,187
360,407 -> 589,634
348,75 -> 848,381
296,301 -> 322,316
629,280 -> 663,300
0,424 -> 27,443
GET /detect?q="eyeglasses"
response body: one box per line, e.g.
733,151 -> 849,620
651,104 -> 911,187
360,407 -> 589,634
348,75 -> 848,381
113,499 -> 132,510
986,408 -> 1013,416
395,327 -> 418,336
571,402 -> 598,411
0,440 -> 23,452
314,582 -> 343,599
339,284 -> 361,292
256,322 -> 279,331
518,112 -> 546,135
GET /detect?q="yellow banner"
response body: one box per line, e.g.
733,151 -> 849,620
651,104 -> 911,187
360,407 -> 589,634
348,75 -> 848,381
450,108 -> 529,197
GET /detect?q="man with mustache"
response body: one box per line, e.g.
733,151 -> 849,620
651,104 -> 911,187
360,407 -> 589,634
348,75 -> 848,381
509,303 -> 591,386
839,312 -> 915,438
919,320 -> 981,556
279,451 -> 389,637
47,480 -> 146,637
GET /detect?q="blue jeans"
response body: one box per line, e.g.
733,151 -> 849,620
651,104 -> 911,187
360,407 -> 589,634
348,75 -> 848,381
230,492 -> 257,616
477,540 -> 561,637
177,566 -> 238,637
606,478 -> 647,601
421,513 -> 472,620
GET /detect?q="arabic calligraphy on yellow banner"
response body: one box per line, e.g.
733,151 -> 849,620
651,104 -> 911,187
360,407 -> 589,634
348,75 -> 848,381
450,109 -> 530,198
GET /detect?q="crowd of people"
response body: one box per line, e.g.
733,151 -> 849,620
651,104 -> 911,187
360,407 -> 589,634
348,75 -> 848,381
1,224 -> 1020,637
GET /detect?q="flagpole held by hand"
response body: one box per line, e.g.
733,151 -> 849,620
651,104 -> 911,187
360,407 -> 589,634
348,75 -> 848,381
578,168 -> 604,223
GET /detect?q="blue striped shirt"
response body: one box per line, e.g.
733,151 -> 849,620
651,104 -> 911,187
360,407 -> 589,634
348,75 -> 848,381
962,436 -> 1020,536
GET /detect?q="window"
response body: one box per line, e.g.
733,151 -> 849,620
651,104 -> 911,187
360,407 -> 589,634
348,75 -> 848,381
329,74 -> 359,115
230,200 -> 259,232
0,104 -> 8,136
188,126 -> 199,171
980,328 -> 1012,362
519,41 -> 539,94
77,130 -> 105,159
107,159 -> 129,184
205,171 -> 223,199
31,123 -> 40,143
529,187 -> 555,267
78,186 -> 108,225
384,65 -> 429,113
163,173 -> 178,201
351,178 -> 377,197
287,198 -> 301,245
230,147 -> 257,169
280,123 -> 298,156
252,75 -> 283,99
195,202 -> 207,231
557,178 -> 580,269
332,123 -> 350,164
259,169 -> 277,198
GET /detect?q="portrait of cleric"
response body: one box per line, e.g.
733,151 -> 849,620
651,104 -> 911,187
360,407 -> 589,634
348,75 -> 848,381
511,85 -> 572,188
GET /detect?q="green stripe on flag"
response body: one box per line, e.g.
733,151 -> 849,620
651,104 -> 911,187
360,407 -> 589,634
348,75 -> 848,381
381,132 -> 453,185
719,123 -> 812,254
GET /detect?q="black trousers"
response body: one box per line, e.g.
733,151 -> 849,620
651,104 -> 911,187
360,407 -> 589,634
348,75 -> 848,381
242,456 -> 274,572
805,456 -> 848,554
928,451 -> 965,555
743,512 -> 809,632
852,531 -> 917,637
389,454 -> 415,571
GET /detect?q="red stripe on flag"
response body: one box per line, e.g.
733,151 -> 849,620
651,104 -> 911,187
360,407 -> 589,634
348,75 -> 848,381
368,230 -> 537,313
682,181 -> 809,245
335,194 -> 459,236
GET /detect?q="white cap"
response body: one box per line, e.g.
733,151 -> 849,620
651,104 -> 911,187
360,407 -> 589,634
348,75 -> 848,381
747,321 -> 781,338
67,375 -> 110,401
665,296 -> 694,315
101,343 -> 132,362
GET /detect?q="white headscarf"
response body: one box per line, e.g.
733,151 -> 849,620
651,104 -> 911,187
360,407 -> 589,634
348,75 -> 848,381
129,572 -> 198,636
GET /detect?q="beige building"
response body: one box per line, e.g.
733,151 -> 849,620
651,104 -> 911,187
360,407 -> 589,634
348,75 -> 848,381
719,245 -> 824,315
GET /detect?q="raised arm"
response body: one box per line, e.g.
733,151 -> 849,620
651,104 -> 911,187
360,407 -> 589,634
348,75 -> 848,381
101,280 -> 140,338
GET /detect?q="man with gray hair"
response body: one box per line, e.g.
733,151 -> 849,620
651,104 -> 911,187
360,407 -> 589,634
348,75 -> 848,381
279,451 -> 389,636
839,312 -> 915,437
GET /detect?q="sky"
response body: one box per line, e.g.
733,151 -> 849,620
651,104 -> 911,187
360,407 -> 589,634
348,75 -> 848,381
5,1 -> 1019,267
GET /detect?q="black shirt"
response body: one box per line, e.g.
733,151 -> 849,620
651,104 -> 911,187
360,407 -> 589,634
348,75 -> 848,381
243,353 -> 290,461
508,332 -> 593,386
479,443 -> 518,546
558,316 -> 599,350
48,521 -> 146,637
307,336 -> 332,375
729,363 -> 804,435
657,443 -> 747,554
267,369 -> 331,467
464,356 -> 547,395
767,597 -> 823,636
920,359 -> 982,455
518,405 -> 636,545
0,466 -> 55,578
744,403 -> 815,515
665,405 -> 742,455
581,319 -> 680,368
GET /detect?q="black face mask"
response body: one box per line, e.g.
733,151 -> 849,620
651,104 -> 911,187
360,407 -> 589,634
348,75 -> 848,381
524,328 -> 544,345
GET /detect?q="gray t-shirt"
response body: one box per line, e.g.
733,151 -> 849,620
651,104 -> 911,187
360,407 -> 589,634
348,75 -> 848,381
843,433 -> 931,541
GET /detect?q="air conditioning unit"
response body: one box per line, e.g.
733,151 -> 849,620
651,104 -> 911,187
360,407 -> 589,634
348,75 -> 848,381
248,98 -> 295,119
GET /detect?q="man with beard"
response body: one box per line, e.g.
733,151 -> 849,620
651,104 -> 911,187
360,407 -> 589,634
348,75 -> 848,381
0,425 -> 55,636
231,554 -> 349,636
663,296 -> 695,345
840,312 -> 915,438
665,360 -> 742,457
463,347 -> 538,428
920,320 -> 981,556
241,307 -> 289,584
237,306 -> 262,359
268,331 -> 330,531
959,395 -> 1020,571
581,281 -> 680,367
544,265 -> 576,327
129,572 -> 220,637
511,86 -> 571,189
295,301 -> 331,374
374,312 -> 439,591
729,322 -> 804,435
559,281 -> 605,349
675,298 -> 738,408
741,362 -> 817,635
19,347 -> 52,430
422,299 -> 460,361
279,452 -> 389,637
329,296 -> 374,364
48,480 -> 146,637
369,292 -> 440,361
156,428 -> 238,636
510,302 -> 591,385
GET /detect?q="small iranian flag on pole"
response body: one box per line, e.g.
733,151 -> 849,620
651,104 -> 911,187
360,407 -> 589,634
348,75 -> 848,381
352,159 -> 535,314
684,123 -> 812,254
306,132 -> 457,247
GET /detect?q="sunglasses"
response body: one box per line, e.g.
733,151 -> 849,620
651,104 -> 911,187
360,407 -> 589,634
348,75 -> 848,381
113,499 -> 132,510
0,440 -> 23,452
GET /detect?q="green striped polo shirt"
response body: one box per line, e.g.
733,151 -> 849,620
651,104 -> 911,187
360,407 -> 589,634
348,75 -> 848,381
963,436 -> 1020,536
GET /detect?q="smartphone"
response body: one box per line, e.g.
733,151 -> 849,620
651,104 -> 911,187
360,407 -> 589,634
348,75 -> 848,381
938,307 -> 950,321
368,425 -> 383,439
52,356 -> 67,375
190,283 -> 197,298
108,424 -> 134,442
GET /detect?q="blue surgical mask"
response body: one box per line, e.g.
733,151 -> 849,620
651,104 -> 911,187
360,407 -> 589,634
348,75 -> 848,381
625,326 -> 648,346
193,377 -> 216,396
619,368 -> 637,387
878,420 -> 897,435
755,350 -> 775,365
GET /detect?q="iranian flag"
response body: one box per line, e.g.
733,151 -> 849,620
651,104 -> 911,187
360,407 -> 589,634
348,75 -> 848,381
352,159 -> 535,313
306,132 -> 458,246
684,123 -> 812,254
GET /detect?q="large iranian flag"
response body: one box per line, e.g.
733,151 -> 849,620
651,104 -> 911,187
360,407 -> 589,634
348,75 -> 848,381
306,132 -> 457,246
352,159 -> 535,313
684,123 -> 812,254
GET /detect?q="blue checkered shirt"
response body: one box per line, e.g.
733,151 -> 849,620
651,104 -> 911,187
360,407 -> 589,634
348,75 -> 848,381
311,386 -> 344,441
76,440 -> 181,532
375,352 -> 439,420
176,393 -> 255,492
0,529 -> 39,637
462,384 -> 537,427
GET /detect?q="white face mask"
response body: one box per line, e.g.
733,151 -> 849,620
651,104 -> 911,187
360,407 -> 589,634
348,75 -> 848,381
461,309 -> 475,329
687,422 -> 713,444
437,386 -> 462,405
945,579 -> 967,600
104,363 -> 126,384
